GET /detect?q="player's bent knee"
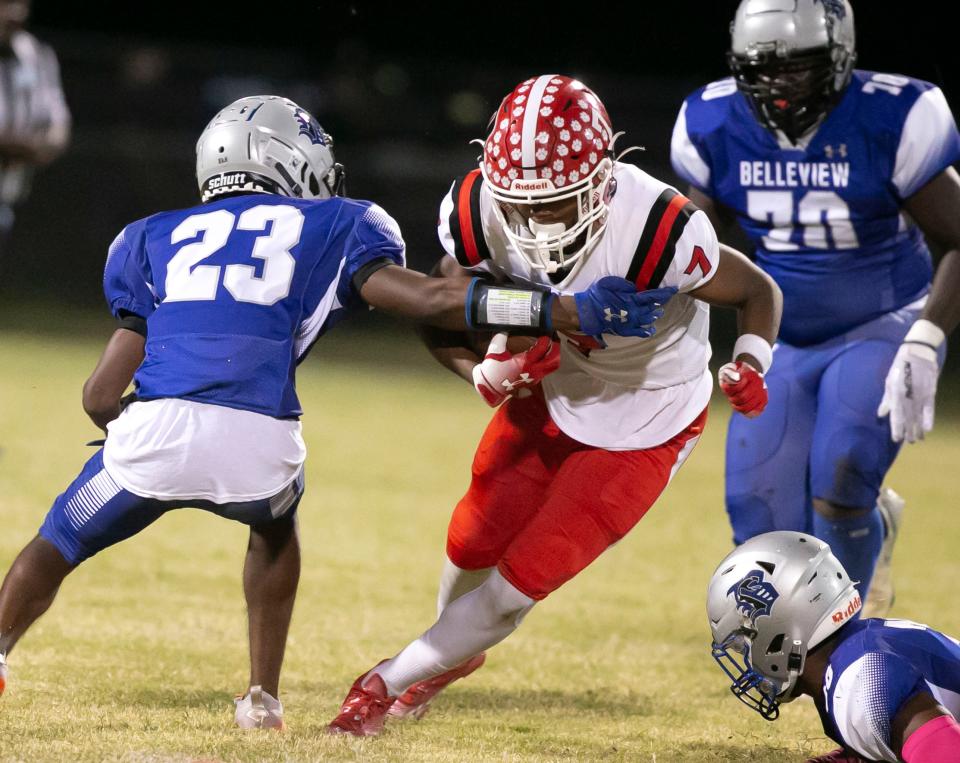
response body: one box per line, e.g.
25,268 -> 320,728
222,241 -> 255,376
812,498 -> 872,520
811,425 -> 893,510
446,525 -> 504,571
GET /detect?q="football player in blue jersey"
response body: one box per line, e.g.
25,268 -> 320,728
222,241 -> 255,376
0,95 -> 671,726
708,531 -> 960,763
671,0 -> 960,620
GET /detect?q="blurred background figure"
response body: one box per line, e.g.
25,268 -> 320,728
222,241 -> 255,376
0,0 -> 69,268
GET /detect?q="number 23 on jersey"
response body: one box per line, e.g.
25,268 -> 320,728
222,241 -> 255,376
165,204 -> 303,306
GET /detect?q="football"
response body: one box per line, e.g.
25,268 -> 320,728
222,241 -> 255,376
469,331 -> 538,357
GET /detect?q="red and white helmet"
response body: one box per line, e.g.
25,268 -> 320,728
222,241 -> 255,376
481,75 -> 616,274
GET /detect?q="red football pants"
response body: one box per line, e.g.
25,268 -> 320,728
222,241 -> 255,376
446,390 -> 707,600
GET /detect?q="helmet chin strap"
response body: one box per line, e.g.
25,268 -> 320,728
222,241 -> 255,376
778,639 -> 806,704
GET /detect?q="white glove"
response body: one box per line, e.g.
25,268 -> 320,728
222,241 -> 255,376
471,333 -> 560,407
878,320 -> 944,443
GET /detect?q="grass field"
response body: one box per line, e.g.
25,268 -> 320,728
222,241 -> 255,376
1,320 -> 958,762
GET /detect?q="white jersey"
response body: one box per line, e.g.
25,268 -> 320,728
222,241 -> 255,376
438,162 -> 720,449
103,399 -> 306,504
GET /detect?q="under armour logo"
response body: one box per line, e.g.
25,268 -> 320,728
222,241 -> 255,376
604,307 -> 628,323
502,373 -> 533,391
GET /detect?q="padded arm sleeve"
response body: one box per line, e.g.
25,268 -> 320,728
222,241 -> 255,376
902,714 -> 960,763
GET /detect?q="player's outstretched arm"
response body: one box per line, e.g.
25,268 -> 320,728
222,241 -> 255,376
81,328 -> 145,432
878,167 -> 960,442
689,244 -> 783,417
892,690 -> 960,762
358,261 -> 671,338
359,262 -> 583,333
413,255 -> 495,383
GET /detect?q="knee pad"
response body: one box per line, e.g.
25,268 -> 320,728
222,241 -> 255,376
811,425 -> 892,509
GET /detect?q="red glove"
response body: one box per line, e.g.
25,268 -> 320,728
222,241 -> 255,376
805,749 -> 868,763
718,360 -> 767,418
472,333 -> 561,407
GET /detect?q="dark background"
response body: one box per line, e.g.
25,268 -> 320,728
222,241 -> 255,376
5,1 -> 957,357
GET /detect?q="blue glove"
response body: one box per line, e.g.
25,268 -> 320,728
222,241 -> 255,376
574,277 -> 677,338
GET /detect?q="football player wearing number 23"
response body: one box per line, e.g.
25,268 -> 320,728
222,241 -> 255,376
672,0 -> 960,621
328,75 -> 782,736
0,96 -> 662,727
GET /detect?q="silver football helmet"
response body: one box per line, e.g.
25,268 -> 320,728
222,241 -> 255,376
196,95 -> 344,203
706,531 -> 861,720
729,0 -> 856,141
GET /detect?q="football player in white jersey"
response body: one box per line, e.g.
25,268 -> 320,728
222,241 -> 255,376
327,74 -> 784,736
0,94 -> 687,728
709,532 -> 960,763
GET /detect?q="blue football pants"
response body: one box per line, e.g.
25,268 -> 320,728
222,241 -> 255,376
39,449 -> 304,565
724,306 -> 926,544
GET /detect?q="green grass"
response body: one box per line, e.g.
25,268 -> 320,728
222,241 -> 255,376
1,326 -> 959,762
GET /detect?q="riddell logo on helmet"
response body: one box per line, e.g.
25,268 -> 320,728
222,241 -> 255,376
511,179 -> 552,192
831,595 -> 862,624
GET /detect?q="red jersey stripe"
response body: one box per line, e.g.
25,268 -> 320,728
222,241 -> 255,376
458,170 -> 483,266
635,192 -> 689,289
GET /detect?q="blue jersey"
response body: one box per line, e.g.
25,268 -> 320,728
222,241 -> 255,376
672,71 -> 960,346
820,618 -> 960,762
103,194 -> 405,418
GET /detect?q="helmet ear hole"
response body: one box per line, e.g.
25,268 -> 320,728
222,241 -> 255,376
766,634 -> 785,654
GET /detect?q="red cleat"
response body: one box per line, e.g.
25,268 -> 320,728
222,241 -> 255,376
327,669 -> 396,737
806,749 -> 868,763
387,652 -> 486,720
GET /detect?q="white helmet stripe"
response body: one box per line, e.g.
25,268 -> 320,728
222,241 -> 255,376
521,75 -> 554,180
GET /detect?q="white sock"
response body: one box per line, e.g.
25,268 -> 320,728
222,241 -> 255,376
436,558 -> 493,616
372,570 -> 535,696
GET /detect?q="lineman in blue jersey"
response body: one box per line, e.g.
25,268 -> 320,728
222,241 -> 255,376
671,0 -> 960,618
0,95 -> 668,725
708,532 -> 960,763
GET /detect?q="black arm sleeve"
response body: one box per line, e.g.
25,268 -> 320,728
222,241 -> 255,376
116,310 -> 147,338
351,257 -> 396,295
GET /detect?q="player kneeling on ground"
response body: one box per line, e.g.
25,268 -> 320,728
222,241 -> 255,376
327,74 -> 783,736
0,95 -> 669,728
709,532 -> 960,762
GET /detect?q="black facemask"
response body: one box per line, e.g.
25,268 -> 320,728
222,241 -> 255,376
729,47 -> 850,143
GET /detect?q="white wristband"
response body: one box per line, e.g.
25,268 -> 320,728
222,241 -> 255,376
904,319 -> 945,350
733,334 -> 773,374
